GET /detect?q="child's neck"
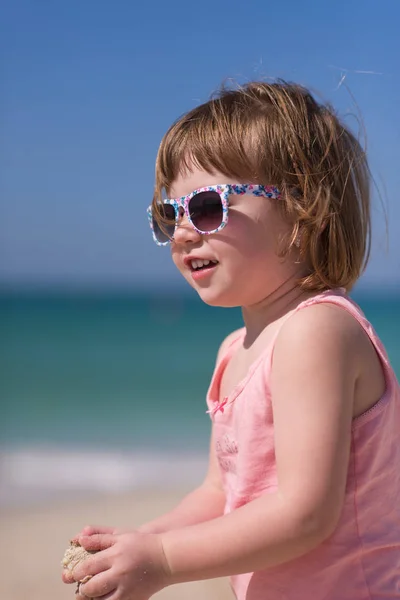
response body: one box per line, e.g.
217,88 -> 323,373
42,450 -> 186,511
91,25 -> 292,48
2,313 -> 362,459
241,279 -> 312,347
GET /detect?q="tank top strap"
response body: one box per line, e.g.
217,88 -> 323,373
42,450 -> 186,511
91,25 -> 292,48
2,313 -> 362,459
218,328 -> 246,364
207,328 -> 245,407
302,289 -> 392,367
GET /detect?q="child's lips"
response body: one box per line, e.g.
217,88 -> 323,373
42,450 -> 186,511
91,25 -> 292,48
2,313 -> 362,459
190,262 -> 219,281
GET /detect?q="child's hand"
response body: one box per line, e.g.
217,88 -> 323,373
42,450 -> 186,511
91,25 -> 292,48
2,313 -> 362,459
62,526 -> 118,584
72,530 -> 170,600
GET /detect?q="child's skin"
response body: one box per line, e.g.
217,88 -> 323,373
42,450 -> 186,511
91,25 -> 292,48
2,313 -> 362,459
63,167 -> 384,600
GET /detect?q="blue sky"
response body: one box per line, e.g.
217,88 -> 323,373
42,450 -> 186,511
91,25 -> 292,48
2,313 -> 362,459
1,0 -> 399,292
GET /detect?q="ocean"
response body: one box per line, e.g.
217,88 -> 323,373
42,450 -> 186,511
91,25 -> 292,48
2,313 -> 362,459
1,290 -> 399,508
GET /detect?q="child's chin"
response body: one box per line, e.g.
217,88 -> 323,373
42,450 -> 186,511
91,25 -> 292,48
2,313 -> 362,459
197,288 -> 240,309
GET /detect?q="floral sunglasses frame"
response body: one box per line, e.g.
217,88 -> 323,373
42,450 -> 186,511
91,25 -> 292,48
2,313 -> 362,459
147,183 -> 281,246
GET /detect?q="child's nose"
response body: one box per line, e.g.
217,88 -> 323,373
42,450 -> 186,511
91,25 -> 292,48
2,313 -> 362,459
173,211 -> 202,245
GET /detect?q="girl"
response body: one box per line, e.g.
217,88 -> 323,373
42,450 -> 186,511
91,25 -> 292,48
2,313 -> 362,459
64,81 -> 400,599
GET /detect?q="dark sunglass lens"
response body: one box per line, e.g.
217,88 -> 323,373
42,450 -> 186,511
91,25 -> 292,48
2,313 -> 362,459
152,204 -> 176,243
189,191 -> 223,233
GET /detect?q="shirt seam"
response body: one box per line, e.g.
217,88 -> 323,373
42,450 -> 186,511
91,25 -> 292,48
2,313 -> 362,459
351,433 -> 372,600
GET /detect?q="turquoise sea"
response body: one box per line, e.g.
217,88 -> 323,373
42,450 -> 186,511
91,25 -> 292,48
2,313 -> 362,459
1,290 -> 399,507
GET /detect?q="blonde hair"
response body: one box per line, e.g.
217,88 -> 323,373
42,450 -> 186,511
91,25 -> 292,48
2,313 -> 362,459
153,80 -> 371,291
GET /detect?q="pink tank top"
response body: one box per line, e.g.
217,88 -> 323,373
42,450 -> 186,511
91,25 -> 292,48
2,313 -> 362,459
206,290 -> 400,599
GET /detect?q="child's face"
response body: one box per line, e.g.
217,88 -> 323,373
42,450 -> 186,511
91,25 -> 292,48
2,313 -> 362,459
169,167 -> 305,308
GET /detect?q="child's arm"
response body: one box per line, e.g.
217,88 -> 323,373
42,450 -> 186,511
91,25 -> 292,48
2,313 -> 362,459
159,304 -> 360,581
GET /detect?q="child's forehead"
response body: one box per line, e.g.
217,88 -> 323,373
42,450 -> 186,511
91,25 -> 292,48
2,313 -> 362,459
168,166 -> 241,198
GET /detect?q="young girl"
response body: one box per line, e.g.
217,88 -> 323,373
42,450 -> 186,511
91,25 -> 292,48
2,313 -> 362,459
64,81 -> 400,599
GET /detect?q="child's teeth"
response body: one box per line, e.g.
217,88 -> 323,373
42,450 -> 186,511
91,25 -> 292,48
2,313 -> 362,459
190,259 -> 217,270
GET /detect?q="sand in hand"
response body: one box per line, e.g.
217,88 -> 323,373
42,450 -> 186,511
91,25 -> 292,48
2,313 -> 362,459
62,540 -> 96,595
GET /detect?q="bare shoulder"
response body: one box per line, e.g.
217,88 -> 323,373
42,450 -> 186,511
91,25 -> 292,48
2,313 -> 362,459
216,328 -> 245,363
275,301 -> 366,358
272,301 -> 385,416
271,302 -> 368,390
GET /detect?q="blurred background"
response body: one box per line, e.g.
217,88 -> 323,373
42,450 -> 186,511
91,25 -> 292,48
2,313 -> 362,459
1,0 -> 399,508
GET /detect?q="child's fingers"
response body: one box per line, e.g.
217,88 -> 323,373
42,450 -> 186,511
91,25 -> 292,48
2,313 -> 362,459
68,525 -> 116,546
79,532 -> 116,552
72,552 -> 112,583
72,525 -> 116,541
78,571 -> 116,599
61,569 -> 75,584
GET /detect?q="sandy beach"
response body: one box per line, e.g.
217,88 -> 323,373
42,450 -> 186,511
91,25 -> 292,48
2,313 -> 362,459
2,486 -> 234,600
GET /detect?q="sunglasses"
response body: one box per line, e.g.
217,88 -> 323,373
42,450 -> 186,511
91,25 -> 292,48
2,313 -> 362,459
147,184 -> 281,246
